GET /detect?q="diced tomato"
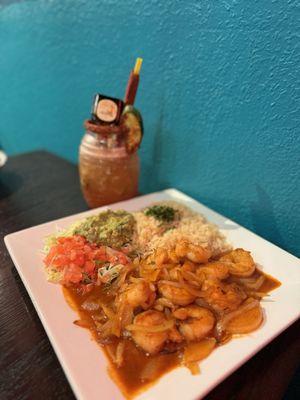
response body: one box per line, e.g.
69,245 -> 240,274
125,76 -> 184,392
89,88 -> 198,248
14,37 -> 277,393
84,260 -> 95,274
83,244 -> 92,253
116,252 -> 130,264
44,234 -> 130,287
53,254 -> 69,269
69,249 -> 77,261
73,254 -> 85,267
106,247 -> 130,265
64,263 -> 82,284
95,246 -> 107,258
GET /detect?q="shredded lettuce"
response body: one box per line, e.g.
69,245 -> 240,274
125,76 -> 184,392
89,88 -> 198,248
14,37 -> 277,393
46,268 -> 63,283
43,220 -> 84,253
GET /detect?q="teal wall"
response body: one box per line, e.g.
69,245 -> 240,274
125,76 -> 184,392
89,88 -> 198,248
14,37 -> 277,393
0,1 -> 299,256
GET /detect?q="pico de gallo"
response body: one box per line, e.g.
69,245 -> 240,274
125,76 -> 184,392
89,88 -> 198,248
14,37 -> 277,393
44,234 -> 130,293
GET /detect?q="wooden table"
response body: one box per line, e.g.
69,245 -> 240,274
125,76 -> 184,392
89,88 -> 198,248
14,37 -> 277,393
0,151 -> 299,400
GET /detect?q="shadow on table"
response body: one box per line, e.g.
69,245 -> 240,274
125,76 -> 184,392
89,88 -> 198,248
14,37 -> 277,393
0,170 -> 23,200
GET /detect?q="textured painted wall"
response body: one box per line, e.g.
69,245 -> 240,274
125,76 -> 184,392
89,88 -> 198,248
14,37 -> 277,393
0,0 -> 299,256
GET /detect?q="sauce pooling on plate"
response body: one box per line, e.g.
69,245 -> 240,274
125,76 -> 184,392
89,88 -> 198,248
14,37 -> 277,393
63,270 -> 280,398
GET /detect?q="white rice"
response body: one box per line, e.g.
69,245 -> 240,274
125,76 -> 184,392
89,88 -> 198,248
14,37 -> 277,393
133,201 -> 231,257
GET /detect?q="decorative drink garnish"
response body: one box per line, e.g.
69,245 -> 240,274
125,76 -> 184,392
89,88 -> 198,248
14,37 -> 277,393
121,105 -> 143,153
91,94 -> 124,125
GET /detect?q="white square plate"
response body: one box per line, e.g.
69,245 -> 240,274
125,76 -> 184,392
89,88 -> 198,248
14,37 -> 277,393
4,189 -> 300,400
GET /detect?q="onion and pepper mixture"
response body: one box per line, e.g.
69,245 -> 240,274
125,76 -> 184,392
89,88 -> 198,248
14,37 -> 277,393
43,203 -> 280,397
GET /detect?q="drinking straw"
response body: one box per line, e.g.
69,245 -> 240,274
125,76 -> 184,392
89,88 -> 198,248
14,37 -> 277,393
133,57 -> 143,75
124,57 -> 143,105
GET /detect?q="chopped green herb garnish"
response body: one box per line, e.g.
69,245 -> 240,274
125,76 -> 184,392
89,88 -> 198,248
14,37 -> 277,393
144,205 -> 176,222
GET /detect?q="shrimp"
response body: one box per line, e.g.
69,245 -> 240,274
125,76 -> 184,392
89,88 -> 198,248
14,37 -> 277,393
168,326 -> 183,343
173,305 -> 215,341
130,310 -> 169,354
154,248 -> 168,266
154,247 -> 180,266
202,280 -> 247,313
220,248 -> 255,277
197,261 -> 229,280
175,240 -> 211,264
123,280 -> 156,309
158,282 -> 196,306
169,267 -> 180,281
182,260 -> 197,273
